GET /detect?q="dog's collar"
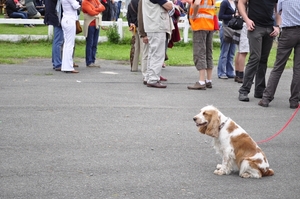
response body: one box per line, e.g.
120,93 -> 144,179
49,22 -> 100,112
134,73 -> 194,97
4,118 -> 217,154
219,117 -> 229,130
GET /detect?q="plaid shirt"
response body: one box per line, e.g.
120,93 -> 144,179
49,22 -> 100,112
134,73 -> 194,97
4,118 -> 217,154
278,0 -> 300,27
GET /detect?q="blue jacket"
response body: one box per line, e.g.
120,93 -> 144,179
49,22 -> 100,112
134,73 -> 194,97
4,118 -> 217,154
218,0 -> 235,25
44,0 -> 60,26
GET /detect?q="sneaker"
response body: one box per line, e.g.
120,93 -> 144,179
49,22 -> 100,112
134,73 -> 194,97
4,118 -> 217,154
238,93 -> 249,102
187,82 -> 206,90
258,99 -> 269,107
219,75 -> 228,79
205,81 -> 212,88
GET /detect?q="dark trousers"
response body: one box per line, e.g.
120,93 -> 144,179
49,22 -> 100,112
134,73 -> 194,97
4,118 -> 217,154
85,26 -> 100,66
263,28 -> 300,104
239,26 -> 274,95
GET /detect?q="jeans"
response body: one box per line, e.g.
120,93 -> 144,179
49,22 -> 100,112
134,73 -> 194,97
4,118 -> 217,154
239,26 -> 274,95
52,26 -> 64,69
85,26 -> 100,66
9,11 -> 28,19
217,25 -> 236,77
115,1 -> 122,20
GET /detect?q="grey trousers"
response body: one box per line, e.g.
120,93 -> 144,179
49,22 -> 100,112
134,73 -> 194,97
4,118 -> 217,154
262,28 -> 300,104
239,26 -> 274,95
146,32 -> 166,83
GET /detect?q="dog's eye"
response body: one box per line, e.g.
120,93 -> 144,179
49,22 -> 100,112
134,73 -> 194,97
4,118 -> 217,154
203,111 -> 207,115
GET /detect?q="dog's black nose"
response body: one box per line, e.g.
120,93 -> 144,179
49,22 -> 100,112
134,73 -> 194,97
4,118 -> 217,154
193,117 -> 197,121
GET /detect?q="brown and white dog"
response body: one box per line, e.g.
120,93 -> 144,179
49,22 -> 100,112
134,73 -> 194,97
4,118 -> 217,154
193,105 -> 274,178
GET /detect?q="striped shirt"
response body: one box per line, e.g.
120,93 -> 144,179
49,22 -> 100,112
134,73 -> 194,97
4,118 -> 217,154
278,0 -> 300,27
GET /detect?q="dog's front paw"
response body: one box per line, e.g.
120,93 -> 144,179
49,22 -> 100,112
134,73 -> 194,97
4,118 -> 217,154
214,169 -> 226,175
216,164 -> 222,170
240,172 -> 251,178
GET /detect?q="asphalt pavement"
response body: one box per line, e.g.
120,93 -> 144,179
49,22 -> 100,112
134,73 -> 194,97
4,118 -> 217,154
0,58 -> 299,199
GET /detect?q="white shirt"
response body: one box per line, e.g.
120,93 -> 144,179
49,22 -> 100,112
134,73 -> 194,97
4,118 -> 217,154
61,0 -> 80,20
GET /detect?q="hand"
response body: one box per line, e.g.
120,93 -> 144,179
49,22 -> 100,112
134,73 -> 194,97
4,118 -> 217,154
245,19 -> 255,31
270,26 -> 280,37
142,36 -> 148,44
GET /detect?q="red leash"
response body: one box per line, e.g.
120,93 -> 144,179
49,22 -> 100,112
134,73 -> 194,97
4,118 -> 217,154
257,104 -> 300,144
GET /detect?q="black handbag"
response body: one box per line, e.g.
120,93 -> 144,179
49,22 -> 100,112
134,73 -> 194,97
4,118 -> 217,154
228,16 -> 243,30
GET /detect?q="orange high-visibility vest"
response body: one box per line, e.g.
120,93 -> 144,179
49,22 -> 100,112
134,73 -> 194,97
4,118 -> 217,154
189,0 -> 215,31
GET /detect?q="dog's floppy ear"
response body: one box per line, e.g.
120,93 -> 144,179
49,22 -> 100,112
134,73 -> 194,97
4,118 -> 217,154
205,110 -> 220,137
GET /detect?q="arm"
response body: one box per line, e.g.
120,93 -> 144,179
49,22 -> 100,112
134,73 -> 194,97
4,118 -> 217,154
238,0 -> 254,31
137,0 -> 148,43
82,1 -> 105,16
218,1 -> 233,21
162,1 -> 174,11
270,3 -> 281,37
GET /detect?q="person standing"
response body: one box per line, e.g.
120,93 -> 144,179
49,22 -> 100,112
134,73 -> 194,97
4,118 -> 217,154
44,0 -> 64,71
217,0 -> 236,79
234,21 -> 249,83
238,0 -> 280,101
126,0 -> 142,72
234,0 -> 249,84
187,0 -> 215,90
82,0 -> 105,68
137,0 -> 149,84
258,0 -> 300,109
61,0 -> 80,73
142,0 -> 174,88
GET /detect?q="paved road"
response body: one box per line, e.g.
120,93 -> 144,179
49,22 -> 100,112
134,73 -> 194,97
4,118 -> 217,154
0,58 -> 299,199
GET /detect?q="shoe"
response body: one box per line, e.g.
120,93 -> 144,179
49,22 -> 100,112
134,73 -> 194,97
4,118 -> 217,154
205,81 -> 212,88
162,63 -> 166,68
258,99 -> 269,107
64,70 -> 79,73
187,82 -> 206,90
87,63 -> 100,68
290,103 -> 299,109
54,67 -> 61,71
254,93 -> 263,98
219,75 -> 228,79
160,76 -> 167,81
239,93 -> 249,102
73,63 -> 79,67
234,76 -> 243,83
147,81 -> 167,88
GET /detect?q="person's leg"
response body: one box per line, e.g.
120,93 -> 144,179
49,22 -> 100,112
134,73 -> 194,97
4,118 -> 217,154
9,12 -> 27,19
226,43 -> 236,78
85,26 -> 95,66
61,18 -> 76,72
289,30 -> 300,107
188,30 -> 207,90
260,29 -> 295,106
254,27 -> 274,97
239,26 -> 264,100
141,42 -> 149,83
147,32 -> 165,84
117,0 -> 122,19
217,26 -> 230,78
91,27 -> 100,64
52,26 -> 64,69
206,31 -> 214,80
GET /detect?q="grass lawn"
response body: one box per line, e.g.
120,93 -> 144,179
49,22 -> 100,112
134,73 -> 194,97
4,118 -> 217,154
0,14 -> 293,68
